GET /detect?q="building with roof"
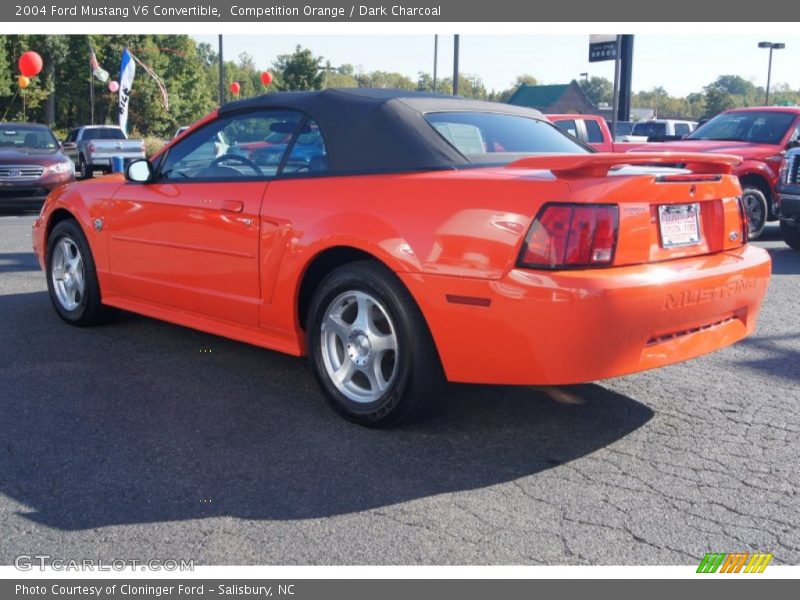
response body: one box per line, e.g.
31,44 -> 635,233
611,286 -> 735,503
506,80 -> 597,115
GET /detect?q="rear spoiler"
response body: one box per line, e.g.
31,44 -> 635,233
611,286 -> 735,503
506,152 -> 742,178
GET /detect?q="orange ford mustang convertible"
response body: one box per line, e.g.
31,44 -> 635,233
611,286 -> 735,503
33,89 -> 771,426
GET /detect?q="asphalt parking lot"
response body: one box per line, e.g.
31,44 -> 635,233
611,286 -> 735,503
0,212 -> 798,566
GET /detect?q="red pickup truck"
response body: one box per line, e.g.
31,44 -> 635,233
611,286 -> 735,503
643,107 -> 800,239
546,114 -> 644,153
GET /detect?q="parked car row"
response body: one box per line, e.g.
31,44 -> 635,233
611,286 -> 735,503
5,103 -> 800,249
645,107 -> 800,240
546,114 -> 644,152
0,122 -> 146,209
546,107 -> 800,243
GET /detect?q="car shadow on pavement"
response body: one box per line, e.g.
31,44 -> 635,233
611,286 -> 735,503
0,252 -> 40,273
766,245 -> 800,275
0,291 -> 653,531
737,332 -> 800,384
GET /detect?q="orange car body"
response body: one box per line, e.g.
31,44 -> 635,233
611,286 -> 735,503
32,101 -> 771,387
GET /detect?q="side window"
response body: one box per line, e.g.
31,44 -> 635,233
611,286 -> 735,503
584,119 -> 604,143
65,130 -> 77,143
279,119 -> 330,175
159,109 -> 304,181
674,123 -> 690,137
554,120 -> 579,138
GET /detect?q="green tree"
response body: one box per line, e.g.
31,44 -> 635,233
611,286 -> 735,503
703,84 -> 737,118
273,45 -> 323,91
493,74 -> 541,103
579,76 -> 612,106
713,75 -> 758,98
0,36 -> 14,97
416,72 -> 487,99
320,61 -> 357,88
416,72 -> 450,94
359,70 -> 415,90
511,74 -> 539,87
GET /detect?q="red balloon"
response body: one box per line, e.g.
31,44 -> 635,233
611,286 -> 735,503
18,51 -> 43,77
260,71 -> 273,86
229,81 -> 241,95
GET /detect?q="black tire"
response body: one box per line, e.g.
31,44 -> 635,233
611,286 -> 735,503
742,187 -> 768,240
45,219 -> 117,326
79,155 -> 91,180
306,261 -> 442,427
780,220 -> 800,250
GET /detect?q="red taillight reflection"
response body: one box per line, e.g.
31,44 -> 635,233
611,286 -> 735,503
518,204 -> 619,269
737,196 -> 749,244
655,174 -> 722,183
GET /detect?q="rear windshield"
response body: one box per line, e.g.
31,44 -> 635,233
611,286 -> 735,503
424,111 -> 589,163
614,121 -> 634,136
82,127 -> 126,141
632,121 -> 667,138
688,111 -> 796,144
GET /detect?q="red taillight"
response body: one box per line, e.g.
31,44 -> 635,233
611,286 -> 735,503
518,203 -> 619,269
88,142 -> 96,152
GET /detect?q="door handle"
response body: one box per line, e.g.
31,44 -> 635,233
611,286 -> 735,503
220,199 -> 243,213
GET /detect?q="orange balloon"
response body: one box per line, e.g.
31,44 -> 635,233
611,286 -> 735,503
18,75 -> 30,89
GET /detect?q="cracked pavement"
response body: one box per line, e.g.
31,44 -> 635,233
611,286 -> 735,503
0,214 -> 798,565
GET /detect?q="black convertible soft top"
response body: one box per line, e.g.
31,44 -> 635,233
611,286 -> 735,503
219,88 -> 546,173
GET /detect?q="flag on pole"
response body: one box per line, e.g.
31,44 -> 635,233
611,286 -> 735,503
89,46 -> 109,82
118,48 -> 136,134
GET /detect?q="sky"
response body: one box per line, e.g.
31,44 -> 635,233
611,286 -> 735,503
193,34 -> 800,97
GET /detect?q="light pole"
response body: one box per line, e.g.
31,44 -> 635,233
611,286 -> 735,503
453,34 -> 460,96
218,35 -> 225,106
758,41 -> 785,106
579,72 -> 589,113
432,35 -> 438,93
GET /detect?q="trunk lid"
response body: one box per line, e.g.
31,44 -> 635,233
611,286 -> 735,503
508,153 -> 747,266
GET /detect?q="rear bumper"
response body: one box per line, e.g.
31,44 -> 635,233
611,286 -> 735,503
88,155 -> 144,169
399,245 -> 771,385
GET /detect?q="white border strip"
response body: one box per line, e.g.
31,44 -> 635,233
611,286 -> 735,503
1,565 -> 799,579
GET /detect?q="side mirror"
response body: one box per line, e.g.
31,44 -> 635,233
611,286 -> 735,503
126,159 -> 154,183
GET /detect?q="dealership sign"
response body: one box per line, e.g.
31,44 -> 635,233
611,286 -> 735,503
589,34 -> 619,62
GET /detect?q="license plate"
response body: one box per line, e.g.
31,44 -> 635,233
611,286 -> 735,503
658,203 -> 701,248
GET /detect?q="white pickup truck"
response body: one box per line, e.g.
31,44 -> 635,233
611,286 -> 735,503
621,119 -> 698,143
62,125 -> 146,179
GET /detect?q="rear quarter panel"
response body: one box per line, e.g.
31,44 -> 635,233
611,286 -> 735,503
259,169 -> 572,335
